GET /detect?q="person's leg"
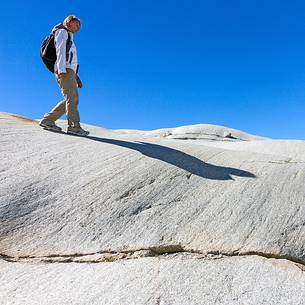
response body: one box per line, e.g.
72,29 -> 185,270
41,68 -> 88,135
56,69 -> 81,128
40,72 -> 70,126
41,100 -> 66,124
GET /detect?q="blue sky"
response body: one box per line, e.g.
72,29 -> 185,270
1,0 -> 305,139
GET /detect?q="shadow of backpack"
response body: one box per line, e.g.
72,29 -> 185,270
40,24 -> 72,73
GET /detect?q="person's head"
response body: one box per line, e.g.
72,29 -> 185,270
63,15 -> 81,33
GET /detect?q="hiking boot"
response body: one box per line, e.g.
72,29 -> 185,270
39,120 -> 62,132
67,126 -> 90,136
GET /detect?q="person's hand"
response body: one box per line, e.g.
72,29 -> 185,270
76,75 -> 83,88
57,72 -> 65,79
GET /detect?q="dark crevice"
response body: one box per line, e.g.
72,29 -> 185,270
1,245 -> 305,272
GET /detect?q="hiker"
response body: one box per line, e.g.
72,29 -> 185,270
39,15 -> 89,136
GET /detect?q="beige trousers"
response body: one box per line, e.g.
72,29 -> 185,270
43,68 -> 80,128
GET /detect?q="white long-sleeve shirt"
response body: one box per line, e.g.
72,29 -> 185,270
54,29 -> 79,74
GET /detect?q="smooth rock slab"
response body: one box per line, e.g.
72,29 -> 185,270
1,114 -> 305,264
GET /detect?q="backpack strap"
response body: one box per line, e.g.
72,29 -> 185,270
66,32 -> 72,61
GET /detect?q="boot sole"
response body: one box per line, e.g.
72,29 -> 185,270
40,123 -> 62,132
67,131 -> 90,137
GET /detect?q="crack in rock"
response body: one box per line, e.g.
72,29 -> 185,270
245,160 -> 305,165
1,245 -> 305,272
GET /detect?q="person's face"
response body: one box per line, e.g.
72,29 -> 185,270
68,20 -> 81,33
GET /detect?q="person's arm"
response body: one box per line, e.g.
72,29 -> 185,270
54,29 -> 68,75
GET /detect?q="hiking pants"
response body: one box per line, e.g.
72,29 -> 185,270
43,68 -> 80,128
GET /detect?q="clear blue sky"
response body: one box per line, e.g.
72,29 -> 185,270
1,0 -> 305,139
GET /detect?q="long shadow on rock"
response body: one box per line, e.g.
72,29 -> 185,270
86,136 -> 256,180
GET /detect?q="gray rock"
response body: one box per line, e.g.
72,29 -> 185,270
1,113 -> 305,304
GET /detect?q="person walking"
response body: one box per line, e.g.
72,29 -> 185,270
40,15 -> 89,136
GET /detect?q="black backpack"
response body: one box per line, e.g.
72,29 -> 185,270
40,25 -> 72,73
